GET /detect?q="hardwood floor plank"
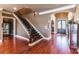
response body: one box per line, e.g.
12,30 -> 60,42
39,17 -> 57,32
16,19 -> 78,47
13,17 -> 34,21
0,35 -> 78,54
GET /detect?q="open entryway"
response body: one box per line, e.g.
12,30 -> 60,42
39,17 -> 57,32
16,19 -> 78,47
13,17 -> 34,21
3,18 -> 13,37
2,17 -> 16,42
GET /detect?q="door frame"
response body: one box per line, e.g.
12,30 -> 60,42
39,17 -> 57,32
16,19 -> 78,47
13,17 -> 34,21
2,16 -> 16,41
57,20 -> 66,34
3,22 -> 11,36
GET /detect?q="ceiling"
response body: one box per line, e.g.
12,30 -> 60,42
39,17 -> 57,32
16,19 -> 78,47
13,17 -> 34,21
0,4 -> 73,12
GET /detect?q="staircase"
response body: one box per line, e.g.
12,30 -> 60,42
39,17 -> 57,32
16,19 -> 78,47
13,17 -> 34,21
13,12 -> 44,44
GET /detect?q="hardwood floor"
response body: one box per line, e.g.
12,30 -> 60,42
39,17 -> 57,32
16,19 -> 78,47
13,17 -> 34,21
0,35 -> 78,54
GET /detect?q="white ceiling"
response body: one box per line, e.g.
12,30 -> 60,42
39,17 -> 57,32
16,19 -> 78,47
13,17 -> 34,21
0,4 -> 72,12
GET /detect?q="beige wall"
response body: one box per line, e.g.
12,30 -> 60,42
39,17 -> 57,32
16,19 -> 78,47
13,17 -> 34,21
24,13 -> 51,38
16,20 -> 29,38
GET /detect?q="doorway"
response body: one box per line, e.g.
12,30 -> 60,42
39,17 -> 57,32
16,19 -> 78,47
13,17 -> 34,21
3,18 -> 13,36
2,18 -> 14,41
57,20 -> 66,34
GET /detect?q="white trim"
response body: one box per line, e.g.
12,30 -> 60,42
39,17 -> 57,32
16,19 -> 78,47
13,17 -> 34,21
2,16 -> 16,48
2,16 -> 16,42
0,40 -> 2,43
43,36 -> 52,40
15,35 -> 44,46
13,17 -> 16,38
2,16 -> 15,36
15,35 -> 29,42
0,11 -> 3,42
2,16 -> 14,19
77,48 -> 79,53
28,38 -> 43,46
39,5 -> 76,15
14,35 -> 44,46
2,9 -> 12,14
2,11 -> 12,15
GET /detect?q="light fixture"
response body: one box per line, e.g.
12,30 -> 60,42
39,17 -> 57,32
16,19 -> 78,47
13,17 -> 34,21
39,5 -> 76,15
33,11 -> 38,16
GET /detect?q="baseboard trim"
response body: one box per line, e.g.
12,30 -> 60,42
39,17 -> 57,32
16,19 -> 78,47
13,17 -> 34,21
28,38 -> 43,46
77,48 -> 79,53
0,40 -> 2,43
15,35 -> 29,42
43,36 -> 52,40
15,35 -> 46,46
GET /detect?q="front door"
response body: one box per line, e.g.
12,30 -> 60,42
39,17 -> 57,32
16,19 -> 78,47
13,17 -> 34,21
57,20 -> 66,34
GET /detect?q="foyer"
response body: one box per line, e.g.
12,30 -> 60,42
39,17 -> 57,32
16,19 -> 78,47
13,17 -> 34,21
0,4 -> 79,54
